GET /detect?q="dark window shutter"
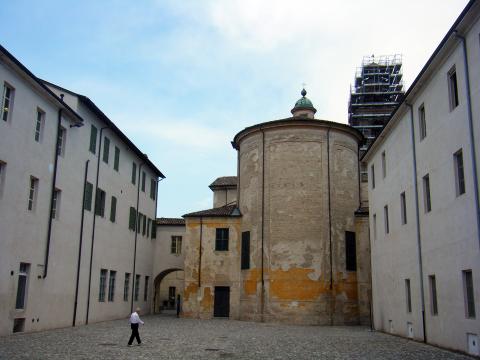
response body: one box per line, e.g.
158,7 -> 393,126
131,162 -> 136,184
114,146 -> 120,171
142,215 -> 146,235
110,196 -> 117,222
103,137 -> 110,163
137,213 -> 142,233
345,231 -> 357,271
241,231 -> 250,269
84,182 -> 93,211
151,221 -> 157,239
89,125 -> 97,153
129,207 -> 136,230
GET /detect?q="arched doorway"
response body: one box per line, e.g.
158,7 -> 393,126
153,268 -> 184,314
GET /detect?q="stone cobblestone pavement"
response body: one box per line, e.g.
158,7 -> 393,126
0,314 -> 473,359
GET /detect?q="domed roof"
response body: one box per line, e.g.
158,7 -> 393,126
291,88 -> 317,116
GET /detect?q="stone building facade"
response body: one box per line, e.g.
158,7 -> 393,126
182,92 -> 371,325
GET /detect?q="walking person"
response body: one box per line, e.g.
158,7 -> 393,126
128,307 -> 144,346
176,294 -> 181,318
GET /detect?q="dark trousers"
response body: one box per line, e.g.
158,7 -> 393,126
128,323 -> 141,345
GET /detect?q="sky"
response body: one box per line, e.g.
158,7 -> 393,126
1,0 -> 470,217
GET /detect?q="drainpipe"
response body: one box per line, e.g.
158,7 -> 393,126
455,31 -> 480,250
237,148 -> 241,208
198,216 -> 203,288
261,128 -> 266,322
86,126 -> 108,324
73,160 -> 89,326
131,163 -> 144,313
43,108 -> 62,278
327,128 -> 333,325
406,102 -> 427,343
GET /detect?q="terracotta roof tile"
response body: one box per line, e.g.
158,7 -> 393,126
183,203 -> 241,218
209,176 -> 237,189
156,218 -> 185,226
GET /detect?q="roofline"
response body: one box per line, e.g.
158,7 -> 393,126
362,0 -> 478,162
183,213 -> 242,218
156,223 -> 186,226
42,80 -> 165,178
0,44 -> 83,124
232,117 -> 364,149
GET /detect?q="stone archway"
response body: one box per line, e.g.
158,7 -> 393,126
153,268 -> 184,314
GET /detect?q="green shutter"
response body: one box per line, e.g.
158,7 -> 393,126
142,215 -> 146,235
84,182 -> 93,211
131,162 -> 136,184
114,146 -> 120,171
103,137 -> 110,163
89,125 -> 97,153
151,221 -> 157,239
137,213 -> 142,233
150,178 -> 156,200
129,207 -> 136,230
110,196 -> 117,222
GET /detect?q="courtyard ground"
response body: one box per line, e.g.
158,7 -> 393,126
0,314 -> 473,359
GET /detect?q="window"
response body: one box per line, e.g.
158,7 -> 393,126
0,161 -> 6,197
171,236 -> 182,255
151,221 -> 157,239
34,109 -> 44,142
99,269 -> 107,302
147,218 -> 151,236
384,205 -> 389,234
103,137 -> 110,164
144,276 -> 149,301
131,162 -> 137,185
423,174 -> 431,213
454,149 -> 466,196
142,215 -> 146,236
15,263 -> 30,309
84,182 -> 93,211
371,164 -> 375,189
418,104 -> 426,140
1,83 -> 14,122
129,207 -> 136,230
241,231 -> 250,270
381,151 -> 386,178
429,275 -> 438,316
110,196 -> 117,222
150,178 -> 156,200
215,228 -> 229,251
137,213 -> 142,233
27,176 -> 38,211
89,125 -> 97,153
57,126 -> 66,157
345,231 -> 357,271
134,275 -> 140,301
114,146 -> 120,171
463,270 -> 476,318
108,270 -> 116,302
400,192 -> 407,225
95,188 -> 106,217
405,279 -> 412,313
373,214 -> 377,242
141,171 -> 146,192
124,273 -> 130,302
448,65 -> 459,110
52,189 -> 61,219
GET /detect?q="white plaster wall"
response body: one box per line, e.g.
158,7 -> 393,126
368,14 -> 480,353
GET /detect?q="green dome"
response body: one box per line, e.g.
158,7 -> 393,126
291,88 -> 317,115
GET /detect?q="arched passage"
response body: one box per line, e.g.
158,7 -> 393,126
153,268 -> 184,314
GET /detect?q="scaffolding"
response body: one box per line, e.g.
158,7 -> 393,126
349,54 -> 405,179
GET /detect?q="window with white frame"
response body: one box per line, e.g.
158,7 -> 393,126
171,236 -> 182,255
99,269 -> 107,302
27,176 -> 38,211
1,83 -> 14,122
15,263 -> 30,310
454,149 -> 466,196
448,65 -> 459,110
52,189 -> 61,219
57,126 -> 66,157
418,104 -> 426,140
108,270 -> 116,302
34,109 -> 45,142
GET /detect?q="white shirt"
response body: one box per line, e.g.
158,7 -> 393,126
129,312 -> 144,325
